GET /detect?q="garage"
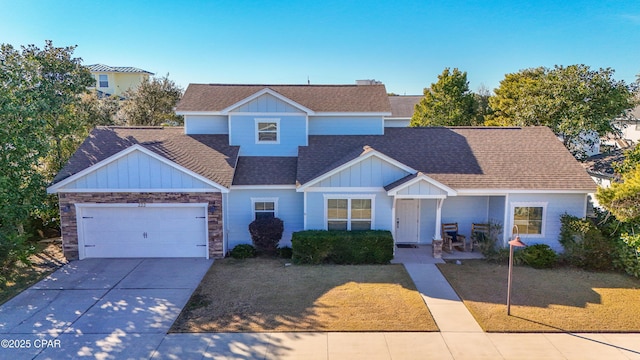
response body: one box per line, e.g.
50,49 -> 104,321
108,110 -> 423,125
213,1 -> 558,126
77,204 -> 208,259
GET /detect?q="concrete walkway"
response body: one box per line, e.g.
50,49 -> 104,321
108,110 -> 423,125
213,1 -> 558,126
2,249 -> 640,359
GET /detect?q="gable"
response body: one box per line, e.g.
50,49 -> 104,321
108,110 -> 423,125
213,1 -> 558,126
232,93 -> 304,113
309,154 -> 412,188
386,173 -> 456,198
48,146 -> 223,193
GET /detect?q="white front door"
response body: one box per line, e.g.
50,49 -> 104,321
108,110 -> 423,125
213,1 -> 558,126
396,199 -> 419,243
78,204 -> 208,259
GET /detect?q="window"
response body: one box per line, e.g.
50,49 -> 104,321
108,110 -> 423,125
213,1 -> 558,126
326,196 -> 373,231
252,198 -> 277,220
256,118 -> 279,143
99,74 -> 108,88
512,203 -> 546,235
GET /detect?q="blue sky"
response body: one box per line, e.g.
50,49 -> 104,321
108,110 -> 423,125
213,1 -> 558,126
1,0 -> 638,95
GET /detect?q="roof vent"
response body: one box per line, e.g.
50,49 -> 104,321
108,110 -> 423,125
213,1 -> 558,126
356,79 -> 382,85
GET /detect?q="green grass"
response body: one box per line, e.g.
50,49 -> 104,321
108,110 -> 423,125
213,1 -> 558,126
172,257 -> 438,332
438,260 -> 640,332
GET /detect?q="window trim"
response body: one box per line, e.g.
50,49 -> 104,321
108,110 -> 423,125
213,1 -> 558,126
323,194 -> 375,231
255,118 -> 280,144
511,202 -> 547,237
98,74 -> 109,88
251,197 -> 278,220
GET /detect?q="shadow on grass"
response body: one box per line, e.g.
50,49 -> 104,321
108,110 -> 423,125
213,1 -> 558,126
171,257 -> 437,333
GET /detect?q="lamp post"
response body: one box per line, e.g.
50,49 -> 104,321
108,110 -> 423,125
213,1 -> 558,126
507,225 -> 526,316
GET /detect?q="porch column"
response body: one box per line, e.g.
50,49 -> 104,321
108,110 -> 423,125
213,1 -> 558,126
433,198 -> 444,258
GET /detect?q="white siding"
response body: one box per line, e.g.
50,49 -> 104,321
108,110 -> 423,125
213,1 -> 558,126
234,94 -> 303,113
185,115 -> 229,134
62,150 -> 217,191
313,156 -> 410,188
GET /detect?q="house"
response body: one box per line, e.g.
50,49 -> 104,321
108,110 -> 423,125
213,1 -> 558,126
385,95 -> 422,127
86,64 -> 154,98
47,82 -> 596,260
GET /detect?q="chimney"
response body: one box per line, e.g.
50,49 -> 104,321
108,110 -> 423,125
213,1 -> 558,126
356,79 -> 382,85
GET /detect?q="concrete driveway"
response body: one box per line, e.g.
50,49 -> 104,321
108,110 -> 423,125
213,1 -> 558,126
0,258 -> 212,359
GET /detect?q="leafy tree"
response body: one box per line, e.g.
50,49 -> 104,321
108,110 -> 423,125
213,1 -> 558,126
77,92 -> 123,127
613,145 -> 640,176
410,68 -> 477,127
488,65 -> 634,158
121,74 -> 183,126
473,84 -> 492,125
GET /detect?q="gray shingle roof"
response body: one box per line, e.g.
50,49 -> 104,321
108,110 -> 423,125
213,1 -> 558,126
297,127 -> 596,191
176,84 -> 392,113
53,127 -> 239,188
388,95 -> 422,118
232,157 -> 298,185
86,64 -> 154,75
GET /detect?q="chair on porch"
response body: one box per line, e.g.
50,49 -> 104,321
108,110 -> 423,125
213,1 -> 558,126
442,223 -> 467,253
470,223 -> 490,252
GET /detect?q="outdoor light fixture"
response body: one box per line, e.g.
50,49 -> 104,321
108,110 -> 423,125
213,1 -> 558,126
507,225 -> 526,316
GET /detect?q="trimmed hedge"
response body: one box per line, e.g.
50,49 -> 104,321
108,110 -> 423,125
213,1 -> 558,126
291,230 -> 394,265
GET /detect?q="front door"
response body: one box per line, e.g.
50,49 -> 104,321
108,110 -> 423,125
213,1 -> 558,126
396,199 -> 419,243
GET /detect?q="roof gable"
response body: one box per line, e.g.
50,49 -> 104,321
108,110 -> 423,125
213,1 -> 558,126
225,89 -> 312,114
48,145 -> 224,193
51,127 -> 239,190
386,173 -> 456,197
176,84 -> 392,114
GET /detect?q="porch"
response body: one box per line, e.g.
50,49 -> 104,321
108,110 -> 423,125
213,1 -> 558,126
391,244 -> 485,264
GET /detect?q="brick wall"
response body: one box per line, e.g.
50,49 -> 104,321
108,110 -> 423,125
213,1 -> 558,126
58,192 -> 223,260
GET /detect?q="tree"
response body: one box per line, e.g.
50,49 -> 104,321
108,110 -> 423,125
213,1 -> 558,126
410,68 -> 477,127
121,74 -> 183,126
488,65 -> 635,158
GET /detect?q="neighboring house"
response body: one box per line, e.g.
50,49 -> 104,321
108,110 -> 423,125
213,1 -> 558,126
614,105 -> 640,145
47,82 -> 596,260
86,64 -> 154,98
385,95 -> 422,127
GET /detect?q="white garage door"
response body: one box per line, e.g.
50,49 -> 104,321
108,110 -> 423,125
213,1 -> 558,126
78,204 -> 208,259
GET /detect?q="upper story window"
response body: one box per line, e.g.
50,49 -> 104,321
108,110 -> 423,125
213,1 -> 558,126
252,198 -> 278,220
512,202 -> 546,236
256,118 -> 280,144
99,74 -> 109,88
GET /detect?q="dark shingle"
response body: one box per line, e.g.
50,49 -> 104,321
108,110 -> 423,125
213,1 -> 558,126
176,84 -> 392,113
53,127 -> 239,188
232,157 -> 298,185
298,127 -> 596,191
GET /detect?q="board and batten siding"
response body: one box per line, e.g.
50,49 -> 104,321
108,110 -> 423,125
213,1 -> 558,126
305,190 -> 393,231
233,93 -> 302,113
395,180 -> 448,197
506,193 -> 588,251
308,116 -> 384,135
229,114 -> 307,156
226,189 -> 303,250
184,115 -> 229,134
60,150 -> 217,190
313,156 -> 410,188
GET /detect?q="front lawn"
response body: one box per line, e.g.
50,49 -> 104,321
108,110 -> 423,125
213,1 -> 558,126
171,257 -> 437,332
438,260 -> 640,332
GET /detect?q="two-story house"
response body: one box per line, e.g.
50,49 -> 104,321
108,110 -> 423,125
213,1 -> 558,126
48,82 -> 595,260
87,64 -> 154,98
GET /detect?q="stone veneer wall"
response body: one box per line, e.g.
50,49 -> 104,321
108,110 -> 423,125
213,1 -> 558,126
58,192 -> 223,260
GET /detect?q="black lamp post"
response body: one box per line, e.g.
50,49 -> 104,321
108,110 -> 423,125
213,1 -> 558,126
507,225 -> 526,316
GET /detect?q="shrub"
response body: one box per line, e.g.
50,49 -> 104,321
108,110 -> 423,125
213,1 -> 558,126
291,230 -> 393,265
473,220 -> 503,257
248,217 -> 284,255
277,246 -> 293,259
520,244 -> 557,269
229,244 -> 256,259
559,213 -> 616,270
